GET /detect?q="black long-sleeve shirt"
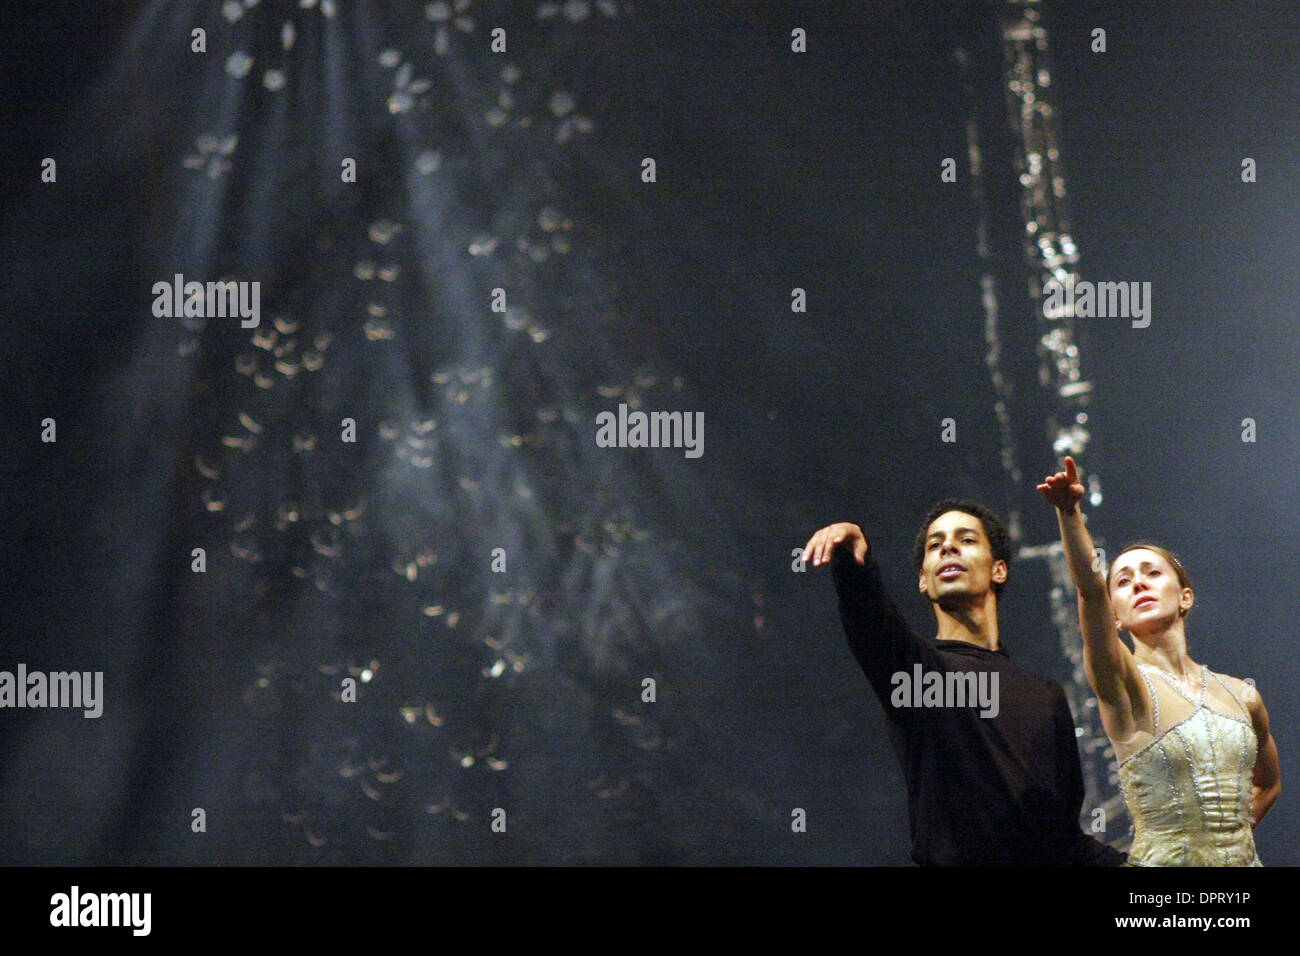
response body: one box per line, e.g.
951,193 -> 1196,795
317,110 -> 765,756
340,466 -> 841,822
831,545 -> 1126,866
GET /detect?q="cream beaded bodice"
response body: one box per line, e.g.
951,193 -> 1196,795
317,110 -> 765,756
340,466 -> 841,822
1117,664 -> 1261,866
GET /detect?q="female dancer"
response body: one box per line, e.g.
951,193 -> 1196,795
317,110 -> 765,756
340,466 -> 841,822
1038,457 -> 1280,865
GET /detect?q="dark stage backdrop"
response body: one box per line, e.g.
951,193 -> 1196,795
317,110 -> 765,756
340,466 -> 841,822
1,0 -> 1295,865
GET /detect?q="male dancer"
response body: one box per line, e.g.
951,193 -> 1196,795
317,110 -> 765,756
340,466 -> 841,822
803,499 -> 1125,865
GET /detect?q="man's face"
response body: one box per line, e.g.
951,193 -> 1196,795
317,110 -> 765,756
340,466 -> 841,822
918,510 -> 1005,606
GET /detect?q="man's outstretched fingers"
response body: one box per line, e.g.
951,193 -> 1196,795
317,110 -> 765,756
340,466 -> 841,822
808,533 -> 824,566
801,529 -> 823,565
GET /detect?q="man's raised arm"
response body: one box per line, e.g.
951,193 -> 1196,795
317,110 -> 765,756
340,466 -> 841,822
802,522 -> 939,700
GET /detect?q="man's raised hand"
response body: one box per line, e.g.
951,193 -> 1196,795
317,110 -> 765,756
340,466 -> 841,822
801,522 -> 868,567
1036,455 -> 1086,512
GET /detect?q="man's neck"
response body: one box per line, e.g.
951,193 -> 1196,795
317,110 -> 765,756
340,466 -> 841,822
934,600 -> 1000,650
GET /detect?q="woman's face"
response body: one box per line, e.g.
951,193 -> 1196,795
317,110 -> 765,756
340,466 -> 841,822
1109,548 -> 1192,634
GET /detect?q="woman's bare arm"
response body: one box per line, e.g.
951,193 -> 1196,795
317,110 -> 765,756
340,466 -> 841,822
1243,683 -> 1281,827
1038,458 -> 1140,723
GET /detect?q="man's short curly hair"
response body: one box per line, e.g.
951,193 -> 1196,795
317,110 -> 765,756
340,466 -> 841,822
912,498 -> 1013,597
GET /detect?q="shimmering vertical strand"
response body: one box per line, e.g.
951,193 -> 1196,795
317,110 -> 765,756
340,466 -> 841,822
997,0 -> 1111,824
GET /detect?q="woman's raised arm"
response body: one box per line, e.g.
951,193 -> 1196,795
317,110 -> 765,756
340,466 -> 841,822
1037,457 -> 1139,717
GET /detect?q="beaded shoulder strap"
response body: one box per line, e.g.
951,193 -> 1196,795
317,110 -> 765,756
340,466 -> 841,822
1208,668 -> 1252,721
1136,665 -> 1161,734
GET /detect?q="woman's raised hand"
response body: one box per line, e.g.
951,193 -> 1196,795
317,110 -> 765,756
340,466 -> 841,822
1036,455 -> 1086,512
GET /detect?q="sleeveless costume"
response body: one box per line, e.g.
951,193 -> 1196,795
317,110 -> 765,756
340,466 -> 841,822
1118,663 -> 1261,866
